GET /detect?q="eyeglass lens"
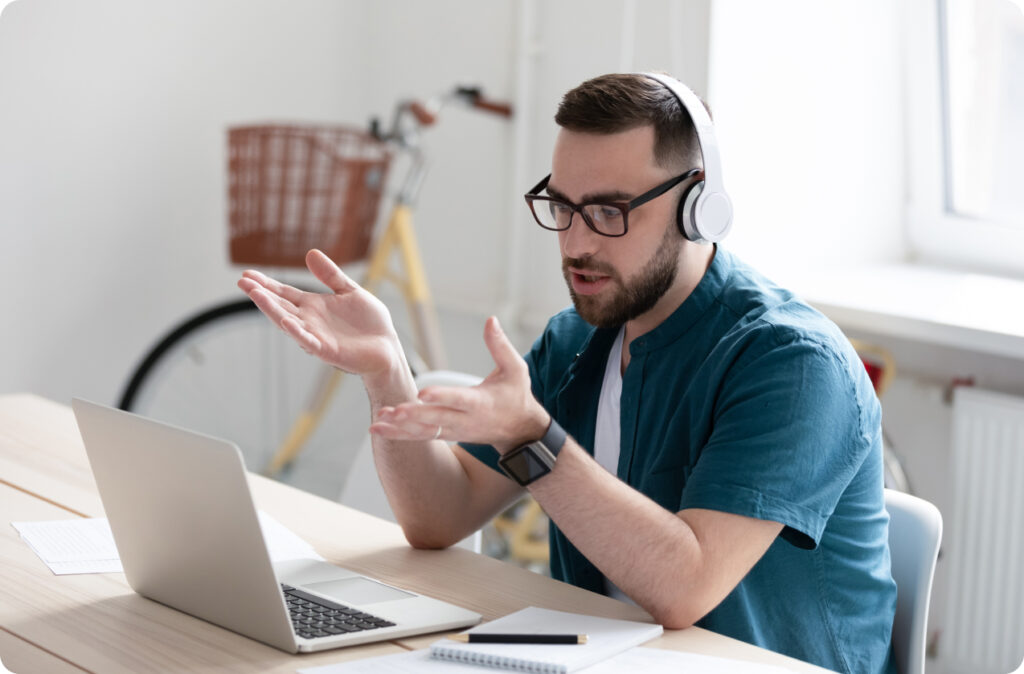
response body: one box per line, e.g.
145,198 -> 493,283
534,200 -> 627,236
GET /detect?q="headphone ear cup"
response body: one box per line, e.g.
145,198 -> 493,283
677,181 -> 703,242
677,180 -> 733,243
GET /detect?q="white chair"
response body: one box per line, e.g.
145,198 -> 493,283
885,488 -> 942,674
338,370 -> 484,553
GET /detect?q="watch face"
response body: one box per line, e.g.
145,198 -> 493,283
500,445 -> 552,485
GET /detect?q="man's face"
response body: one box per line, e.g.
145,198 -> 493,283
548,126 -> 688,329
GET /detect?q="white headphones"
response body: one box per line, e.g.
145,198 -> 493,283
640,72 -> 733,244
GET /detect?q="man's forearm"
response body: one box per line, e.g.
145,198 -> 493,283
527,440 -> 781,629
527,441 -> 704,626
362,364 -> 502,548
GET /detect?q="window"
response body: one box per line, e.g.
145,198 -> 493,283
905,0 -> 1024,276
943,0 -> 1024,226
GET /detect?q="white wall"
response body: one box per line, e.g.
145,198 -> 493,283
707,0 -> 908,282
0,0 -> 355,402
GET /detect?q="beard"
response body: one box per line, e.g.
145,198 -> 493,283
562,224 -> 682,329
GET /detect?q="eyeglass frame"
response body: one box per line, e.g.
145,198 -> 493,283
523,168 -> 702,238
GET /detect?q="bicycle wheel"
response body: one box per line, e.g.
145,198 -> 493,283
118,299 -> 372,499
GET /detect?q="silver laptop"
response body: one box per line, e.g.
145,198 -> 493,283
71,398 -> 481,653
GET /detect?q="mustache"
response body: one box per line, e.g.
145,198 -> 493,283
562,256 -> 617,277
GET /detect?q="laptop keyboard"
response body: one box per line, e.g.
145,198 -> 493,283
281,584 -> 396,640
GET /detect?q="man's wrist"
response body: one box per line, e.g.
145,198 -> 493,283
496,407 -> 552,455
362,341 -> 416,404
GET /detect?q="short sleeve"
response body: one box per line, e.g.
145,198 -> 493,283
679,332 -> 878,549
459,440 -> 502,473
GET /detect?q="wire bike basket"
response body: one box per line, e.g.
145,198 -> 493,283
227,124 -> 391,268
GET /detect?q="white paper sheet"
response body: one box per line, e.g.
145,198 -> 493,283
297,647 -> 798,674
11,517 -> 121,574
583,648 -> 798,673
12,511 -> 324,575
256,511 -> 326,562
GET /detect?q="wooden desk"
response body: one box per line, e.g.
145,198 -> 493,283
0,394 -> 832,672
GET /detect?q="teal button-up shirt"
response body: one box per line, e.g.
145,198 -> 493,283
463,248 -> 896,674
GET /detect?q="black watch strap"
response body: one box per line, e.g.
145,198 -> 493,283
539,417 -> 567,457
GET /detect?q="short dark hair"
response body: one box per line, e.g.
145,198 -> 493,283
554,73 -> 707,170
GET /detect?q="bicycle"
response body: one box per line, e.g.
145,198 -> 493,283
118,86 -> 511,497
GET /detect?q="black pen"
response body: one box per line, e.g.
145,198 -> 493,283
447,633 -> 588,644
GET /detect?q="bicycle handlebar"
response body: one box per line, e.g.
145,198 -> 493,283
454,86 -> 513,118
407,101 -> 438,127
371,84 -> 512,140
468,97 -> 512,117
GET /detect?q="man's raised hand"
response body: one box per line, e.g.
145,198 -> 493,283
370,316 -> 549,451
237,249 -> 404,378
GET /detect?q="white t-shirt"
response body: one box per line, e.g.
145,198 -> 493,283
594,327 -> 624,476
593,327 -> 635,605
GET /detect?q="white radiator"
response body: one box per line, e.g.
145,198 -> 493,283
944,387 -> 1024,674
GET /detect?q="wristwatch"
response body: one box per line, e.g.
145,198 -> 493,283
497,418 -> 568,486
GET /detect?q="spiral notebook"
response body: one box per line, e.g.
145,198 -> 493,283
429,606 -> 663,673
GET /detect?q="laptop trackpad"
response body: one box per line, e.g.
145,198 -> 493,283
303,577 -> 414,605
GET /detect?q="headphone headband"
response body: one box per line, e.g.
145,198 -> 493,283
638,72 -> 732,243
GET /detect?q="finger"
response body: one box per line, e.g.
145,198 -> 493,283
482,316 -> 524,374
370,409 -> 450,440
369,420 -> 446,441
237,277 -> 260,296
306,249 -> 356,294
237,278 -> 298,316
281,315 -> 322,354
418,386 -> 476,412
377,402 -> 466,433
248,286 -> 302,326
240,269 -> 306,306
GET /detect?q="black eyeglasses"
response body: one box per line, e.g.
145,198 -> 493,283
523,169 -> 701,237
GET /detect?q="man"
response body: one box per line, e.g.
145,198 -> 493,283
238,73 -> 896,674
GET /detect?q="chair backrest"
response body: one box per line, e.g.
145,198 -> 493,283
885,488 -> 942,674
338,370 -> 484,553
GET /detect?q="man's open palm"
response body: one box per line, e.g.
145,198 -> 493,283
237,249 -> 402,377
